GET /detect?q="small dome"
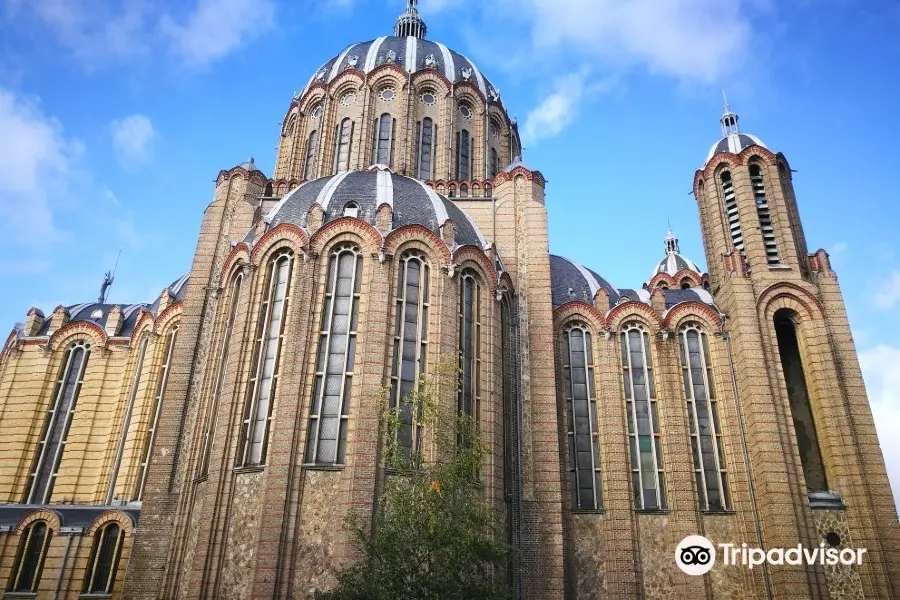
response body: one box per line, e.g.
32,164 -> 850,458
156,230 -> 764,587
550,255 -> 620,309
238,157 -> 261,172
705,133 -> 767,164
302,36 -> 499,102
265,168 -> 487,248
649,229 -> 702,282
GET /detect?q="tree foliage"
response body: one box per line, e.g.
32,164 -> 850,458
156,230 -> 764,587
320,374 -> 512,600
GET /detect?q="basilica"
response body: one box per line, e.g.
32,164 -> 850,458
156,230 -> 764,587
0,2 -> 898,599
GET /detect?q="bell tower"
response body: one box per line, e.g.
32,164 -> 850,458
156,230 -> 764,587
693,101 -> 900,599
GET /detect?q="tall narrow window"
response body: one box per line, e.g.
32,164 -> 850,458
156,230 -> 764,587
489,148 -> 500,179
333,118 -> 354,174
389,251 -> 430,458
7,521 -> 51,593
239,250 -> 293,467
304,130 -> 318,180
721,171 -> 744,254
562,323 -> 602,510
83,522 -> 124,595
621,323 -> 666,510
199,274 -> 243,478
457,270 -> 481,421
679,323 -> 729,511
774,310 -> 828,492
750,164 -> 780,265
134,325 -> 178,501
373,113 -> 394,167
26,340 -> 90,505
456,129 -> 471,181
305,244 -> 362,466
107,336 -> 149,503
416,118 -> 435,180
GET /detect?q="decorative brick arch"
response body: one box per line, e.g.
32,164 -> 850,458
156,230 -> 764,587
554,301 -> 607,331
328,70 -> 366,96
757,281 -> 824,322
15,508 -> 62,533
129,311 -> 156,347
454,80 -> 486,105
310,217 -> 382,253
367,64 -> 409,88
493,166 -> 545,186
384,225 -> 451,265
49,321 -> 106,351
607,302 -> 663,333
220,243 -> 251,285
251,224 -> 309,264
498,271 -> 515,293
154,302 -> 183,335
297,82 -> 328,109
648,273 -> 676,289
411,69 -> 453,94
1,328 -> 19,364
451,245 -> 496,285
298,90 -> 325,116
86,510 -> 135,536
663,302 -> 724,333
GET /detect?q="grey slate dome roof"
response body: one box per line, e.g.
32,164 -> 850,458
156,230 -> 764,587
652,253 -> 702,278
302,36 -> 499,101
265,168 -> 487,248
705,133 -> 767,164
550,255 -> 620,309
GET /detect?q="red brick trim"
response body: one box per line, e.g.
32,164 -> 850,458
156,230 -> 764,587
216,166 -> 268,187
1,328 -> 18,364
296,82 -> 328,109
49,321 -> 106,351
85,510 -> 135,535
663,302 -> 724,333
155,302 -> 183,335
328,69 -> 366,94
756,281 -> 825,317
410,69 -> 454,93
498,270 -> 515,292
452,244 -> 497,284
454,80 -> 486,104
554,301 -> 607,330
14,509 -> 62,532
251,224 -> 309,264
366,63 -> 409,84
129,311 -> 155,347
493,166 -> 545,186
221,243 -> 251,285
607,301 -> 664,332
310,217 -> 382,252
384,225 -> 452,265
697,144 -> 779,180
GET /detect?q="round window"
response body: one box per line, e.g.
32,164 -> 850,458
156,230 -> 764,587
459,103 -> 472,119
421,91 -> 436,105
340,91 -> 357,106
310,104 -> 323,118
489,122 -> 500,139
379,87 -> 396,102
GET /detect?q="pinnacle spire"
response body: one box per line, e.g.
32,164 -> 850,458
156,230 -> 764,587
394,0 -> 427,39
664,228 -> 679,255
720,91 -> 740,136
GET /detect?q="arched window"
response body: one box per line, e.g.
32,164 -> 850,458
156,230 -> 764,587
679,323 -> 729,511
373,113 -> 395,167
680,280 -> 692,289
774,309 -> 827,492
458,270 -> 481,421
26,340 -> 90,504
484,183 -> 492,198
460,183 -> 469,197
135,324 -> 178,500
239,250 -> 294,466
389,251 -> 430,459
562,323 -> 602,510
7,520 -> 51,593
333,118 -> 354,173
304,130 -> 318,181
264,182 -> 274,197
305,244 -> 363,466
83,522 -> 124,595
415,118 -> 436,180
342,202 -> 359,218
750,164 -> 780,265
456,129 -> 471,181
107,335 -> 149,503
199,273 -> 243,478
621,323 -> 666,510
489,147 -> 500,179
721,171 -> 744,254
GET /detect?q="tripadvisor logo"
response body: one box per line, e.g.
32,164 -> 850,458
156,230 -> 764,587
675,535 -> 867,576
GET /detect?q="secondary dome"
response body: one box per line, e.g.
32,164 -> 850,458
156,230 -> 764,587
302,36 -> 499,102
705,100 -> 767,165
550,255 -> 620,309
650,229 -> 702,281
265,167 -> 487,248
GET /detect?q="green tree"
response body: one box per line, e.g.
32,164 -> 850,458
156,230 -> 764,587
320,375 -> 512,600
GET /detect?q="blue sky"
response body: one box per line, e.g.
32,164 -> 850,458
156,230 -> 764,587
1,0 -> 899,505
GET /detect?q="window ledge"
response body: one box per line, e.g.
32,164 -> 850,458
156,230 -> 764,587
302,464 -> 345,472
193,474 -> 209,484
808,490 -> 845,510
232,465 -> 265,475
79,595 -> 113,599
5,593 -> 38,598
700,509 -> 736,516
634,509 -> 670,515
571,508 -> 605,515
768,264 -> 792,271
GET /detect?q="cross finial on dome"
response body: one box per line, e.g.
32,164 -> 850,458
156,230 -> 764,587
720,90 -> 740,137
394,0 -> 427,39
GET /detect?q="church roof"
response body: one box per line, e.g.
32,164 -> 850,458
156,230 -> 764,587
549,255 -> 620,309
706,133 -> 767,164
265,168 -> 488,249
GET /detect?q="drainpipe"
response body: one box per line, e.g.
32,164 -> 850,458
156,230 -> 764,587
723,327 -> 772,600
54,527 -> 82,600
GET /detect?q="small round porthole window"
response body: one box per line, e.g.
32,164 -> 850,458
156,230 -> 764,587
379,87 -> 396,102
421,91 -> 436,105
825,532 -> 842,548
310,104 -> 323,118
340,91 -> 357,106
458,103 -> 472,119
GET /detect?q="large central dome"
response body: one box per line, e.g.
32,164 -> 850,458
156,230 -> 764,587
302,36 -> 499,103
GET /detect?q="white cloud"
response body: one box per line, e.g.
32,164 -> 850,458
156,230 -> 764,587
0,88 -> 77,246
522,70 -> 617,145
160,0 -> 276,68
874,271 -> 900,310
859,345 -> 900,508
111,115 -> 156,166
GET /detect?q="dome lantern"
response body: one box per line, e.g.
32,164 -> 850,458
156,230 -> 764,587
720,91 -> 740,137
394,0 -> 427,39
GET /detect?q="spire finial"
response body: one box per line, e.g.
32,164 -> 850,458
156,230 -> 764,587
719,92 -> 740,137
664,227 -> 679,255
394,0 -> 427,39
